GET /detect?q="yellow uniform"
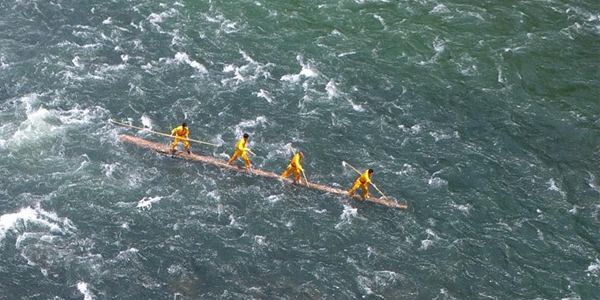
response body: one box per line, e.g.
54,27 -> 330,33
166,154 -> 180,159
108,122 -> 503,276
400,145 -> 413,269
282,153 -> 303,183
228,137 -> 251,168
170,125 -> 190,151
348,170 -> 371,198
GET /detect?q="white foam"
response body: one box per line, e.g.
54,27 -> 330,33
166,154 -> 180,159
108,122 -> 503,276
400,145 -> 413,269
255,89 -> 274,103
335,204 -> 358,228
228,214 -> 238,227
117,247 -> 139,260
221,51 -> 272,86
280,56 -> 318,83
0,206 -> 74,246
354,0 -> 389,3
425,228 -> 438,238
254,235 -> 266,246
136,196 -> 164,210
240,50 -> 256,64
497,65 -> 505,83
357,275 -> 375,295
587,172 -> 600,194
59,106 -> 105,126
222,20 -> 241,33
337,51 -> 356,57
4,95 -> 107,149
233,116 -> 267,138
430,130 -> 458,142
77,281 -> 95,300
140,115 -> 154,130
451,203 -> 472,215
374,14 -> 386,28
285,220 -> 293,228
412,124 -> 424,133
161,52 -> 207,73
223,64 -> 235,73
102,163 -> 119,178
548,178 -> 561,192
206,190 -> 221,201
170,29 -> 189,47
428,170 -> 447,187
586,259 -> 600,276
419,239 -> 434,250
325,80 -> 340,99
430,4 -> 450,15
147,8 -> 178,24
350,102 -> 364,112
373,270 -> 401,286
72,56 -> 84,68
266,195 -> 281,203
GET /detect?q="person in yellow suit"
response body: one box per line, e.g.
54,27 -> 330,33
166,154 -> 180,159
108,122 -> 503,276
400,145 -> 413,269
348,169 -> 373,198
228,133 -> 251,169
170,123 -> 191,154
282,151 -> 304,184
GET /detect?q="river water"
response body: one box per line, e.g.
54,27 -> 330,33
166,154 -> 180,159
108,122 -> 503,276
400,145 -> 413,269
1,0 -> 600,299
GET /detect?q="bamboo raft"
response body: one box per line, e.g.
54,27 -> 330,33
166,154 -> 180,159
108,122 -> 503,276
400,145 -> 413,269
119,134 -> 407,210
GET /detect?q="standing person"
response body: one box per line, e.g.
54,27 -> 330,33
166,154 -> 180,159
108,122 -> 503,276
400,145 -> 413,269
228,133 -> 251,169
282,151 -> 304,184
170,123 -> 191,154
348,169 -> 373,198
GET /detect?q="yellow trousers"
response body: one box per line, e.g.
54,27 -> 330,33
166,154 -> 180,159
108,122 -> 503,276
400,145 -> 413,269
282,165 -> 301,182
348,180 -> 369,198
171,137 -> 190,151
228,150 -> 251,168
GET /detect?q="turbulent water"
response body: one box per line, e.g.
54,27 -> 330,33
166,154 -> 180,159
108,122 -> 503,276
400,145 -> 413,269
1,0 -> 600,299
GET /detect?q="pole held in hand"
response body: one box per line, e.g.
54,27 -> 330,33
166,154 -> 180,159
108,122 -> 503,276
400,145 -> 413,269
110,120 -> 219,147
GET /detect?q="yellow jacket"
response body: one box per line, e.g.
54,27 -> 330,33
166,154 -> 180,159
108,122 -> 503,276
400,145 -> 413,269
171,125 -> 189,138
235,138 -> 247,152
289,153 -> 303,170
358,170 -> 371,184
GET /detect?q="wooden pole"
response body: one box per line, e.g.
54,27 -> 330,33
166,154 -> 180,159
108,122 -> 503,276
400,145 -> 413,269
110,120 -> 219,147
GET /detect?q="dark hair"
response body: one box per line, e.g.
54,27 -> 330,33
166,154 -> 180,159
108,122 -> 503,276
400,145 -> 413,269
182,123 -> 187,127
243,133 -> 249,138
368,169 -> 374,173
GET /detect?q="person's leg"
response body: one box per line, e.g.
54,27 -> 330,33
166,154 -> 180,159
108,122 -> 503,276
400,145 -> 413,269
228,150 -> 240,164
293,169 -> 301,183
171,137 -> 181,151
242,152 -> 251,168
348,180 -> 361,195
282,165 -> 293,178
183,140 -> 190,153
